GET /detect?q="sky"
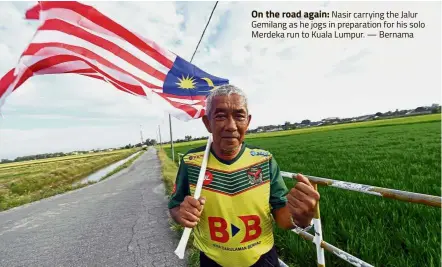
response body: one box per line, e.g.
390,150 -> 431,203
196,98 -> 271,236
0,1 -> 440,160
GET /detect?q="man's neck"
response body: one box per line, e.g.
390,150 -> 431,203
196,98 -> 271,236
213,143 -> 243,162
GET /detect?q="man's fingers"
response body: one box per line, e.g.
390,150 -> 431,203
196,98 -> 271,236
295,182 -> 320,201
288,193 -> 312,216
182,208 -> 200,222
179,195 -> 207,229
295,173 -> 313,188
287,196 -> 315,227
290,188 -> 317,210
186,196 -> 203,211
180,218 -> 198,228
287,200 -> 304,218
288,193 -> 310,213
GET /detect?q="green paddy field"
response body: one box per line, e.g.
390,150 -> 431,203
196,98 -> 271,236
163,114 -> 441,267
0,149 -> 139,211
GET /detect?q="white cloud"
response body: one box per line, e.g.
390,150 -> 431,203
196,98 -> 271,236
0,1 -> 440,159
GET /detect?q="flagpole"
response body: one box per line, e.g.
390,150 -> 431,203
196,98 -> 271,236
175,134 -> 212,259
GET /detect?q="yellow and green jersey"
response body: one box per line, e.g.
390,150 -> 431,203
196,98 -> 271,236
168,143 -> 288,267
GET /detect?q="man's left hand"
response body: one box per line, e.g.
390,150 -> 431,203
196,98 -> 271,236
287,173 -> 321,228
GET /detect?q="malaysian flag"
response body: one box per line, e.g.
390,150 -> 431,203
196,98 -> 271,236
0,1 -> 229,121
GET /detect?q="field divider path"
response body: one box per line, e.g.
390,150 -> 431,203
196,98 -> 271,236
0,147 -> 185,267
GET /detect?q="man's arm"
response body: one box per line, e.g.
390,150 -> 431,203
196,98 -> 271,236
170,196 -> 206,228
272,200 -> 313,230
269,157 -> 320,230
268,156 -> 294,230
168,158 -> 205,228
168,158 -> 190,223
169,206 -> 181,225
272,206 -> 296,230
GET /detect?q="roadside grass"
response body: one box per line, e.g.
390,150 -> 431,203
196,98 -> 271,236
0,150 -> 134,169
0,149 -> 139,211
157,148 -> 200,267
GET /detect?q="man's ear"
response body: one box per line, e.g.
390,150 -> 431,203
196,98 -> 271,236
202,115 -> 212,133
246,114 -> 252,129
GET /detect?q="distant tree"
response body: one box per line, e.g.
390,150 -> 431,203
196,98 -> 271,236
283,121 -> 291,130
185,135 -> 192,142
145,138 -> 157,146
432,106 -> 441,114
415,106 -> 425,112
301,119 -> 311,125
375,112 -> 383,116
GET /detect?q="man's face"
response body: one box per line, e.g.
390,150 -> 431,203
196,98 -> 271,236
203,94 -> 251,156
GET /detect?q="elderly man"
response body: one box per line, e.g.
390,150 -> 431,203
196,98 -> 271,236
168,84 -> 320,267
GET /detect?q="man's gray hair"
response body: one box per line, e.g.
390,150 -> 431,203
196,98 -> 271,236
205,84 -> 248,117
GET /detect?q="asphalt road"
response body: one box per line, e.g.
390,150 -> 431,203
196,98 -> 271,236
0,148 -> 187,267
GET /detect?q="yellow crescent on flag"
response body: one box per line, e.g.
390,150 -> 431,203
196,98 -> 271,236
201,77 -> 215,88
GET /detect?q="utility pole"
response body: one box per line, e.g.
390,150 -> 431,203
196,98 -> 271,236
158,125 -> 162,150
169,114 -> 175,162
140,125 -> 144,145
156,131 -> 159,147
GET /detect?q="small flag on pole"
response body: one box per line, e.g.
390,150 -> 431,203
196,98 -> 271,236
0,1 -> 229,121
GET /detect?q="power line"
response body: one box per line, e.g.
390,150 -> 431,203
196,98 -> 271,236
189,1 -> 218,63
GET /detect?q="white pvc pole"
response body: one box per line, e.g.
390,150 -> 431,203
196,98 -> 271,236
312,184 -> 325,267
174,134 -> 212,259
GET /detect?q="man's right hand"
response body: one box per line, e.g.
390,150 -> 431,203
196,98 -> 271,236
176,196 -> 206,228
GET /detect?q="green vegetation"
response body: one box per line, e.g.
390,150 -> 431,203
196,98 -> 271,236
161,115 -> 441,267
158,148 -> 180,196
0,149 -> 138,211
0,150 -> 132,169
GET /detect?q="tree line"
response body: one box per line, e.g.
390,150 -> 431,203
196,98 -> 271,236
1,138 -> 159,164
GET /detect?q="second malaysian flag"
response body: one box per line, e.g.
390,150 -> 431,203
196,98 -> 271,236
0,1 -> 229,120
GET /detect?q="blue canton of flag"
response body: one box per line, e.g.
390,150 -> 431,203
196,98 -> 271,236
162,56 -> 229,97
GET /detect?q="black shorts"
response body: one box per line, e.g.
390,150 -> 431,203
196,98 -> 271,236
199,246 -> 281,267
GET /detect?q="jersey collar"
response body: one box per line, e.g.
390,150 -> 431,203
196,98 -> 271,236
210,142 -> 246,165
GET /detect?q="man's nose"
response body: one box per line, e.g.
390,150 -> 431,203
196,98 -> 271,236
225,116 -> 237,131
